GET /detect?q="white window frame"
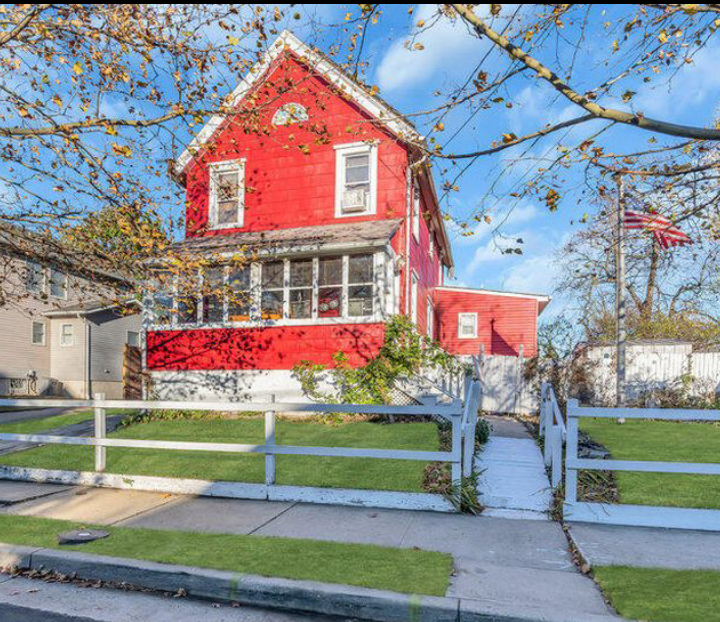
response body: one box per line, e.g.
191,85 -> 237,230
412,178 -> 421,242
410,272 -> 418,325
59,323 -> 74,347
458,312 -> 478,339
428,232 -> 435,258
26,260 -> 45,294
334,142 -> 378,218
31,321 -> 46,346
49,268 -> 68,299
426,298 -> 434,340
209,158 -> 245,230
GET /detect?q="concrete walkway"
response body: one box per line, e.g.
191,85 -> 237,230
0,480 -> 621,621
570,522 -> 720,571
476,415 -> 553,519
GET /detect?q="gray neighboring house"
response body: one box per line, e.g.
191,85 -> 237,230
0,223 -> 142,399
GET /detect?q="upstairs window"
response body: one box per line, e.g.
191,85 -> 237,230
49,268 -> 67,299
209,159 -> 245,229
26,261 -> 44,294
458,312 -> 478,339
335,143 -> 377,217
412,178 -> 420,242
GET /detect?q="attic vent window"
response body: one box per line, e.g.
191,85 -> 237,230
272,103 -> 308,126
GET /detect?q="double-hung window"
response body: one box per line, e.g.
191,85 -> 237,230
31,321 -> 46,345
261,261 -> 285,320
60,323 -> 74,347
335,143 -> 377,217
209,159 -> 245,229
458,312 -> 478,339
289,259 -> 312,319
348,254 -> 374,317
26,261 -> 44,294
49,268 -> 67,299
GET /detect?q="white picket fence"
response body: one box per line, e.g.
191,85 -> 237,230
539,383 -> 565,489
0,384 -> 480,512
563,400 -> 720,531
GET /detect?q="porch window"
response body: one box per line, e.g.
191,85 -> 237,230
261,261 -> 285,320
209,159 -> 245,229
334,143 -> 377,217
318,256 -> 342,318
227,265 -> 251,322
150,270 -> 174,325
458,312 -> 478,339
202,266 -> 225,323
348,254 -> 373,317
289,259 -> 312,319
177,272 -> 199,325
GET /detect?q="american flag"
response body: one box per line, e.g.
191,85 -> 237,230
625,210 -> 693,250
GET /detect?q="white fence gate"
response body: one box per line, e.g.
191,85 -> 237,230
469,349 -> 536,415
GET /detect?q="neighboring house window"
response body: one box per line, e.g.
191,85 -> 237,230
49,268 -> 67,299
458,312 -> 478,339
26,261 -> 44,294
127,331 -> 140,347
261,261 -> 285,320
412,179 -> 420,242
334,142 -> 377,217
31,321 -> 46,345
60,323 -> 74,346
289,259 -> 312,319
318,256 -> 342,318
410,272 -> 418,325
426,299 -> 434,340
227,265 -> 251,322
209,159 -> 245,229
347,254 -> 374,317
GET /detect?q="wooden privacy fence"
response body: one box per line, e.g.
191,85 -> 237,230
0,383 -> 480,512
539,383 -> 565,489
564,400 -> 720,531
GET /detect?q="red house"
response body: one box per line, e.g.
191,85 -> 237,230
144,31 -> 549,400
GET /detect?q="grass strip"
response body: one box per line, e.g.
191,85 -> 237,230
0,514 -> 452,596
0,409 -> 136,435
593,566 -> 720,622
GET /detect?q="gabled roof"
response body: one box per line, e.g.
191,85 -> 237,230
174,30 -> 422,177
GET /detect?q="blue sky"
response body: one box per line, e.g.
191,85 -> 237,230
280,4 -> 720,319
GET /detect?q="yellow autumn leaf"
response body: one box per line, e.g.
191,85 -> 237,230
111,143 -> 132,158
658,29 -> 668,44
51,95 -> 63,107
434,122 -> 445,131
72,62 -> 83,75
105,125 -> 117,136
227,36 -> 239,46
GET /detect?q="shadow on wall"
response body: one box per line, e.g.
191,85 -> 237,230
490,320 -> 520,357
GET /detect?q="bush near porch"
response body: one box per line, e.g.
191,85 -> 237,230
0,415 -> 440,493
580,418 -> 720,510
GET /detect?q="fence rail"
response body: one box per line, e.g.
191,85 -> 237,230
564,400 -> 720,531
0,386 -> 481,512
539,383 -> 565,489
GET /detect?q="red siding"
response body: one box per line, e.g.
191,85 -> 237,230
184,53 -> 408,236
434,289 -> 538,357
146,324 -> 385,371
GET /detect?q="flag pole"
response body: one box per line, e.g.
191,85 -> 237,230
614,174 -> 627,410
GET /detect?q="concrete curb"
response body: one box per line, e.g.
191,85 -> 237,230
0,543 -> 624,622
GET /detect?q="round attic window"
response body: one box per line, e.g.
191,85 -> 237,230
272,103 -> 308,126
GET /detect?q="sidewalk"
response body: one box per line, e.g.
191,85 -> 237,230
0,480 -> 620,622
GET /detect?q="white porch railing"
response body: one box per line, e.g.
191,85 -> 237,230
539,383 -> 566,489
564,400 -> 720,531
0,391 -> 480,512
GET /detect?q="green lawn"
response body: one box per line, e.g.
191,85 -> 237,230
0,409 -> 135,435
0,418 -> 439,492
581,418 -> 720,509
0,514 -> 451,595
593,566 -> 720,622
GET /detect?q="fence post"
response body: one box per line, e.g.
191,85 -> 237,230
462,382 -> 479,477
550,425 -> 562,488
265,394 -> 276,486
94,392 -> 106,472
452,412 -> 463,484
564,399 -> 579,504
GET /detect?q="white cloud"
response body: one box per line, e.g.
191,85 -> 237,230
375,5 -> 506,92
502,252 -> 558,294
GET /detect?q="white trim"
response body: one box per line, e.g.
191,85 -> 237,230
174,31 -> 420,177
436,285 -> 550,302
457,312 -> 478,339
31,321 -> 46,346
334,142 -> 377,218
410,271 -> 418,325
208,158 -> 245,230
412,177 -> 420,242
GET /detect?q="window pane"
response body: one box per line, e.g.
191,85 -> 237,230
290,260 -> 312,288
60,324 -> 73,345
217,200 -> 238,225
319,257 -> 342,286
26,262 -> 43,293
202,266 -> 224,323
177,297 -> 197,324
349,255 -> 373,283
262,261 -> 284,290
289,289 -> 312,319
215,170 -> 239,225
318,286 -> 341,318
49,269 -> 66,298
153,295 -> 173,325
261,290 -> 284,319
348,285 -> 373,317
127,331 -> 140,347
346,165 -> 369,184
228,265 -> 250,321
